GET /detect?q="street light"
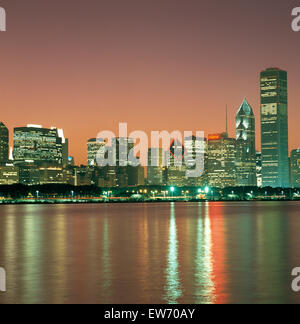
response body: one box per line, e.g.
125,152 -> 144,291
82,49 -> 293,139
170,187 -> 175,198
205,187 -> 210,194
36,190 -> 39,199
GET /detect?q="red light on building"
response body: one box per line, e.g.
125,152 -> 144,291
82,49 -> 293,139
208,134 -> 222,141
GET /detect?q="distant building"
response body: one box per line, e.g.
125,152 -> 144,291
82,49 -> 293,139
147,148 -> 166,186
128,166 -> 145,186
13,125 -> 63,167
236,98 -> 257,186
260,68 -> 289,188
39,163 -> 64,184
256,152 -> 262,188
0,164 -> 19,185
62,138 -> 69,168
87,138 -> 105,166
185,135 -> 207,187
166,139 -> 187,187
115,137 -> 135,187
207,133 -> 236,188
67,156 -> 75,167
74,166 -> 93,186
291,149 -> 300,188
17,161 -> 40,185
63,166 -> 75,185
0,122 -> 9,165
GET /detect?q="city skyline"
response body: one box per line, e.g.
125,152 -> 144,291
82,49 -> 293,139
1,1 -> 300,165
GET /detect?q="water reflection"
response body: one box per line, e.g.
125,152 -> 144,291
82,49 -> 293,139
209,203 -> 229,304
0,202 -> 300,304
164,203 -> 182,304
101,208 -> 111,298
194,203 -> 215,304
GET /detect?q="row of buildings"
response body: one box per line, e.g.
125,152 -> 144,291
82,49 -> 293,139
0,67 -> 299,188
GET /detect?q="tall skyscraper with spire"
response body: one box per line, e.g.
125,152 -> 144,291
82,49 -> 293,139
0,122 -> 9,165
260,68 -> 289,188
235,98 -> 257,186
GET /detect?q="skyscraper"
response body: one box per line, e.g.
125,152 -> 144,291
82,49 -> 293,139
13,125 -> 64,185
13,125 -> 63,166
87,138 -> 106,166
166,139 -> 187,187
207,133 -> 236,188
0,122 -> 9,165
185,135 -> 207,186
147,148 -> 166,186
290,149 -> 300,188
260,68 -> 289,188
235,98 -> 257,186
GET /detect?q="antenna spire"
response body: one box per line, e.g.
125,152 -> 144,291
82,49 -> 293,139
226,105 -> 228,136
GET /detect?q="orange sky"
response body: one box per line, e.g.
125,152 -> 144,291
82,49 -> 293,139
1,0 -> 300,165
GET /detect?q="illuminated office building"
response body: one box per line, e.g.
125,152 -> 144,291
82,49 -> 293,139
260,68 -> 289,188
207,133 -> 236,188
74,166 -> 93,186
13,125 -> 63,166
39,162 -> 64,184
13,125 -> 65,185
87,138 -> 106,166
147,148 -> 167,186
0,122 -> 9,165
99,137 -> 136,187
256,152 -> 262,188
184,135 -> 207,186
291,149 -> 300,188
0,164 -> 19,185
236,98 -> 257,186
17,161 -> 40,185
166,139 -> 187,187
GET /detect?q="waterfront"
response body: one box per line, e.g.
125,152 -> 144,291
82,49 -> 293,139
0,202 -> 300,304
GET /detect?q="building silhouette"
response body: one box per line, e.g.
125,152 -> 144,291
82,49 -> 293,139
147,148 -> 166,186
291,149 -> 300,188
260,68 -> 289,188
13,125 -> 65,185
185,135 -> 207,186
235,98 -> 257,186
256,152 -> 262,188
87,138 -> 105,166
0,122 -> 9,165
207,133 -> 236,188
166,139 -> 187,187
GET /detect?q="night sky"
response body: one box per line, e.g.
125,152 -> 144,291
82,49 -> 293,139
1,0 -> 300,164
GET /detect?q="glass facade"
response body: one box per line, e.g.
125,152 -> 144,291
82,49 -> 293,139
207,133 -> 236,188
291,149 -> 300,188
87,138 -> 106,166
13,126 -> 63,166
260,68 -> 289,188
236,98 -> 257,186
0,122 -> 9,165
147,148 -> 166,186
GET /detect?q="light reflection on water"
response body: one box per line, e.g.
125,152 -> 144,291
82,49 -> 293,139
0,202 -> 300,304
194,203 -> 215,304
164,203 -> 182,303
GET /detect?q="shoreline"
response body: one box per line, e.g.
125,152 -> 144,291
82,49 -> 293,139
0,198 -> 299,205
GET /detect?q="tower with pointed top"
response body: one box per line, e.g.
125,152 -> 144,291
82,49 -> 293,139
235,98 -> 257,186
0,122 -> 9,165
